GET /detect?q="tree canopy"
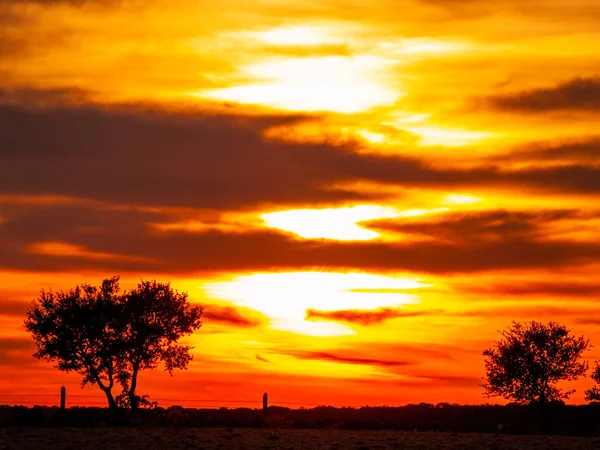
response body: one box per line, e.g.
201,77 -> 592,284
482,321 -> 590,405
24,277 -> 123,409
115,280 -> 203,409
24,276 -> 203,410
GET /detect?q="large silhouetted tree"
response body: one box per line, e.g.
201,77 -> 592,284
115,280 -> 203,410
585,362 -> 600,402
24,277 -> 122,410
24,276 -> 203,411
482,321 -> 589,406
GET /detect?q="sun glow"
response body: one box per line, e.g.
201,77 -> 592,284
357,129 -> 387,144
198,56 -> 399,113
442,194 -> 482,206
204,272 -> 427,336
380,38 -> 473,56
262,205 -> 449,241
255,26 -> 343,46
404,126 -> 498,147
262,205 -> 400,241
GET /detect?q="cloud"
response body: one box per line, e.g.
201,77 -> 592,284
367,209 -> 581,243
463,281 -> 600,297
0,300 -> 30,317
0,338 -> 33,367
0,0 -> 119,5
576,318 -> 600,326
490,77 -> 600,112
255,354 -> 270,363
280,349 -> 413,367
0,98 -> 406,209
4,96 -> 600,215
492,139 -> 600,165
202,304 -> 263,328
415,374 -> 480,387
2,203 -> 600,274
305,307 -> 437,326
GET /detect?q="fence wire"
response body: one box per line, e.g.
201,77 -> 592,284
0,393 -> 336,408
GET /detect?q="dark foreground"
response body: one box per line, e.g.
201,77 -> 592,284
1,428 -> 600,450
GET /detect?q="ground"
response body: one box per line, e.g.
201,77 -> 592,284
1,428 -> 599,449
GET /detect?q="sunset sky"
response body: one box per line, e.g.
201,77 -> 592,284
1,0 -> 600,408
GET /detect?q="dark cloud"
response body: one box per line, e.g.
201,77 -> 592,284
490,77 -> 600,112
3,97 -> 600,214
493,139 -> 600,165
0,300 -> 29,317
349,342 -> 467,361
2,204 -> 600,274
0,99 -> 410,208
463,281 -> 600,297
280,349 -> 413,368
415,374 -> 480,387
202,305 -> 262,328
576,318 -> 600,326
305,307 -> 437,326
0,0 -> 121,5
0,88 -> 92,108
255,354 -> 270,363
0,338 -> 33,367
367,209 -> 580,244
2,94 -> 600,274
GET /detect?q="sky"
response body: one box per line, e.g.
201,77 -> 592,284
1,0 -> 600,408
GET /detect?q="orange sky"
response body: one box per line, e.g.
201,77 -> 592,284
1,0 -> 600,408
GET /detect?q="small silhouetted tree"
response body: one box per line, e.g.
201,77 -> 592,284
585,362 -> 600,402
24,277 -> 122,410
114,280 -> 203,410
482,321 -> 590,406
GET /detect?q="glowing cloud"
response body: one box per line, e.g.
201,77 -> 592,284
198,56 -> 400,113
262,205 -> 401,241
262,205 -> 449,241
403,126 -> 498,147
204,272 -> 426,336
27,242 -> 146,262
380,38 -> 473,57
357,129 -> 387,144
254,26 -> 344,46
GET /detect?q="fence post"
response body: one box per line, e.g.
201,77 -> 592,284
263,392 -> 268,412
60,386 -> 66,411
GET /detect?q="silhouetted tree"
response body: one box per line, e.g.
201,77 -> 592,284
585,361 -> 600,402
113,280 -> 203,410
482,321 -> 589,406
24,277 -> 122,410
24,276 -> 203,411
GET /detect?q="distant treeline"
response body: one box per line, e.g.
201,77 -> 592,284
2,403 -> 600,435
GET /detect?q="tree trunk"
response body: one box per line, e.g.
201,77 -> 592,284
95,376 -> 118,412
128,366 -> 139,411
536,395 -> 550,435
103,387 -> 118,411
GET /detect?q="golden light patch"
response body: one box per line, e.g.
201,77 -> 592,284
403,126 -> 499,147
380,38 -> 473,57
442,194 -> 482,206
203,272 -> 427,336
261,205 -> 399,241
356,129 -> 387,144
254,25 -> 344,46
197,56 -> 400,113
262,205 -> 450,241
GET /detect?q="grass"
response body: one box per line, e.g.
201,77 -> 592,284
1,427 -> 600,449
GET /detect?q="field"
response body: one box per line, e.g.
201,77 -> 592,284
1,428 -> 599,450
